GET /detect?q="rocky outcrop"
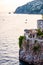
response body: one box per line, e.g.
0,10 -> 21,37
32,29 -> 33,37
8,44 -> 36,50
19,39 -> 43,65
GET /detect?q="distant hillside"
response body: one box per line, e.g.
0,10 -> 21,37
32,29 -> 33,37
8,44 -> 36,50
15,0 -> 43,14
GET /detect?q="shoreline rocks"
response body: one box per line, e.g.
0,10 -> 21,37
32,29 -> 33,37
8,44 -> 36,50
19,39 -> 43,65
19,50 -> 43,65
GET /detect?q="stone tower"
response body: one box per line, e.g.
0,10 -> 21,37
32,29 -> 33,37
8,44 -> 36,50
37,15 -> 43,31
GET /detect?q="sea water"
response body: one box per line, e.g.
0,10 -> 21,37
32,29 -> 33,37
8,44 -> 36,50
0,13 -> 41,65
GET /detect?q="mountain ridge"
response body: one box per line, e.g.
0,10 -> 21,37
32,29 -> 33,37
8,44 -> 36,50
15,0 -> 43,14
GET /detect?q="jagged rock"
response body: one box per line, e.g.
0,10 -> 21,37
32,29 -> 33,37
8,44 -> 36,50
19,40 -> 43,64
25,55 -> 33,62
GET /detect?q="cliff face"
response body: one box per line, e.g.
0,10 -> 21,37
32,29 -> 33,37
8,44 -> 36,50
15,0 -> 43,14
19,39 -> 43,65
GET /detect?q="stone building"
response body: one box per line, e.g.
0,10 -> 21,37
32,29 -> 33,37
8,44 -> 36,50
37,20 -> 43,31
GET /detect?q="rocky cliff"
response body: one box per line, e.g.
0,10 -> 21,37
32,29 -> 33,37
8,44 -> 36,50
19,39 -> 43,65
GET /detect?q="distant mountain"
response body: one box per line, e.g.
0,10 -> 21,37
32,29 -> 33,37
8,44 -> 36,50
15,0 -> 43,14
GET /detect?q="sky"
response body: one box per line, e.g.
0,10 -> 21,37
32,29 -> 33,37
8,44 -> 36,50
0,0 -> 33,12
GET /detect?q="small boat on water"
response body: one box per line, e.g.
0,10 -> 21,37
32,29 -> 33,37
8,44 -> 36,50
9,12 -> 11,14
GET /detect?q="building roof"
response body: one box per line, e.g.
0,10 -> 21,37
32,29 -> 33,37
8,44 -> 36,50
37,19 -> 43,21
24,29 -> 37,34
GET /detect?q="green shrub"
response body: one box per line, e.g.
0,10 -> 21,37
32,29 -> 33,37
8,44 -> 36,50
34,40 -> 37,43
33,44 -> 41,52
37,29 -> 43,36
19,36 -> 25,48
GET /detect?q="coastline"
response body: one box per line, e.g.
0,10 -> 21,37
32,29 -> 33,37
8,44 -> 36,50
19,59 -> 34,65
19,29 -> 43,65
19,49 -> 43,65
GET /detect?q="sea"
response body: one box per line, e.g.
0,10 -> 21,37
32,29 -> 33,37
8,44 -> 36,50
0,13 -> 41,65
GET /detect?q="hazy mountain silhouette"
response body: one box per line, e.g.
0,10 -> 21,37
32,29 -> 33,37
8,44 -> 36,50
15,0 -> 43,14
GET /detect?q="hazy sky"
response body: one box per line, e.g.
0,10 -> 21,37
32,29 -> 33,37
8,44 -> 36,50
0,0 -> 33,12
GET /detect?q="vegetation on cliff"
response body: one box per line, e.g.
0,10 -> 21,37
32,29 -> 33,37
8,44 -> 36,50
33,43 -> 41,54
37,29 -> 43,37
19,29 -> 43,64
19,36 -> 25,48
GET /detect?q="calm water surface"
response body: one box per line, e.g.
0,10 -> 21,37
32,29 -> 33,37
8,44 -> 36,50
0,13 -> 20,65
0,38 -> 19,65
0,13 -> 29,65
0,13 -> 41,65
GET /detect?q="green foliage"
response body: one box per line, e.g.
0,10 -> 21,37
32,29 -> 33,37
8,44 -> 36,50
34,40 -> 37,43
19,36 -> 25,48
37,29 -> 43,36
33,44 -> 41,52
